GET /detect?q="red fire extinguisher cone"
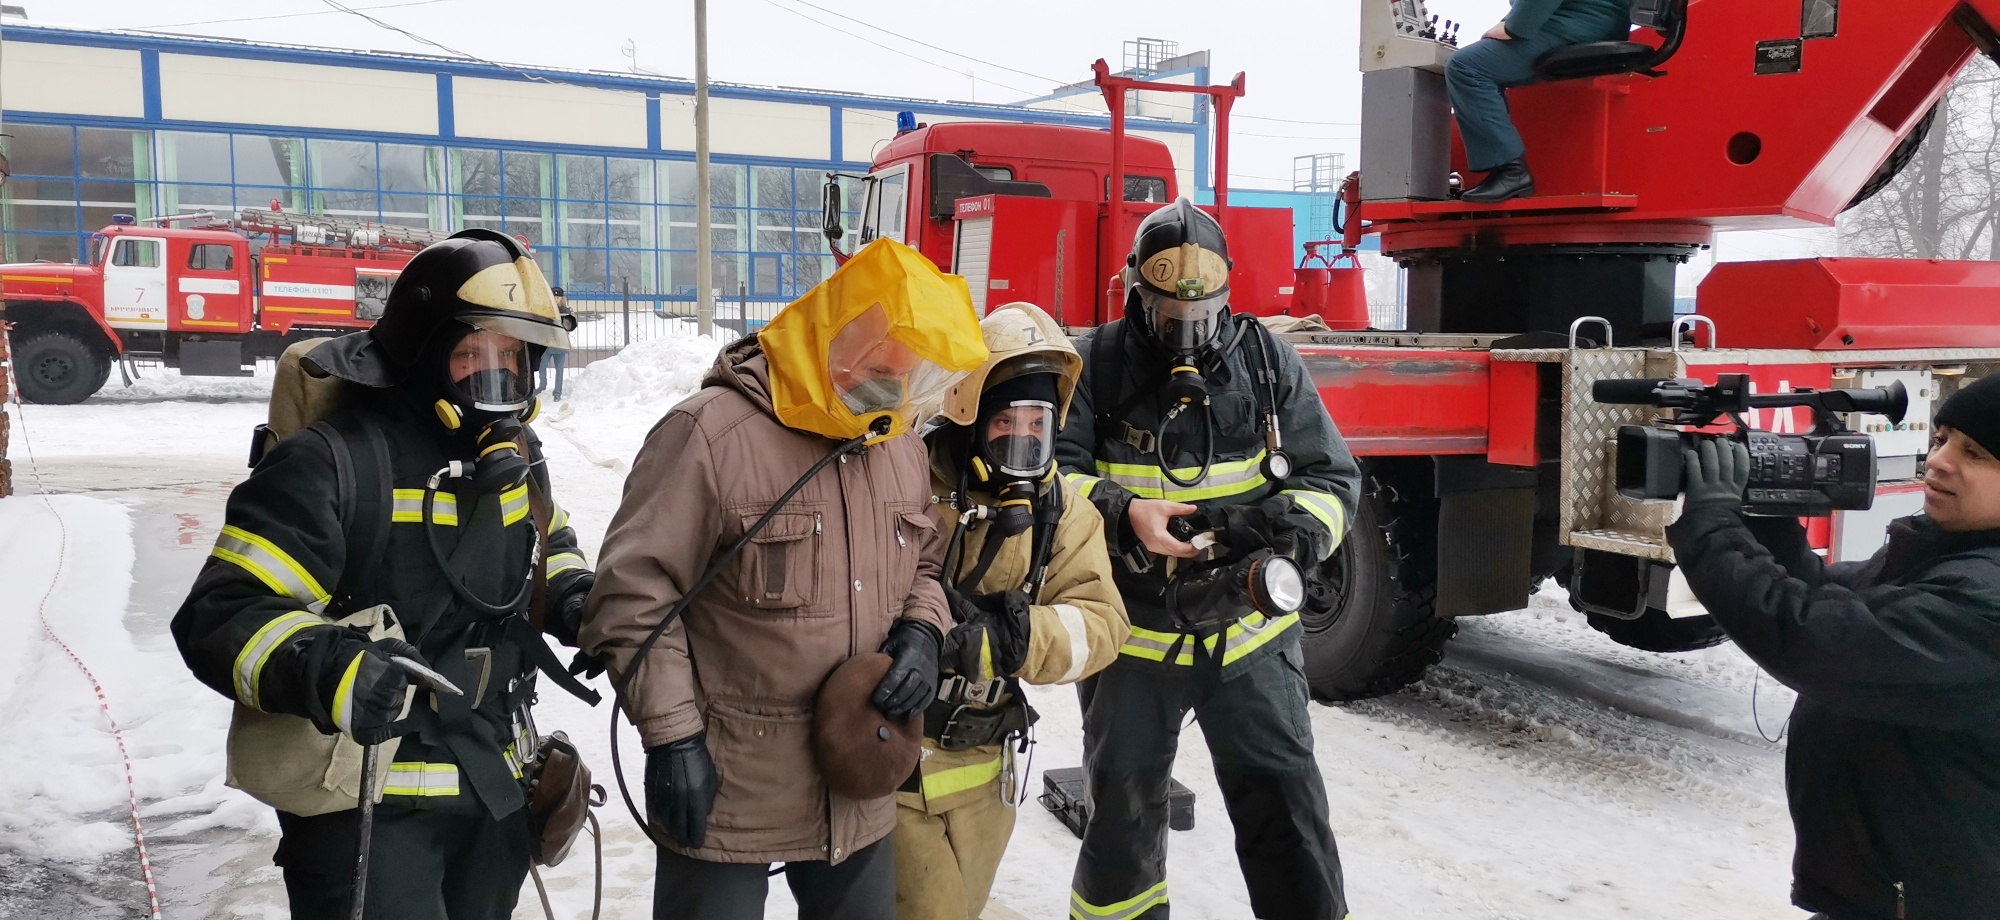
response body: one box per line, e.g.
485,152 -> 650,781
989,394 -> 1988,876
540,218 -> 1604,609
1293,244 -> 1371,330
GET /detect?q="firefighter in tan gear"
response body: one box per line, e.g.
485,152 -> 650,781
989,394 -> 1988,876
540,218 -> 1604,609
894,302 -> 1130,920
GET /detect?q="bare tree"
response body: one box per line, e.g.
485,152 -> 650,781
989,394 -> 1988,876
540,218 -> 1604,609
1840,57 -> 2000,259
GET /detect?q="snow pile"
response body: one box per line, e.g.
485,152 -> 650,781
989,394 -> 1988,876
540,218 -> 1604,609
93,363 -> 276,403
545,330 -> 728,472
0,495 -> 266,865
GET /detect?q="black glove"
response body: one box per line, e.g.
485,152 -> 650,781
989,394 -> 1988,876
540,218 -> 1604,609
547,576 -> 593,646
320,637 -> 422,745
1683,438 -> 1751,511
943,587 -> 1032,683
873,619 -> 942,721
1165,549 -> 1284,631
645,734 -> 718,850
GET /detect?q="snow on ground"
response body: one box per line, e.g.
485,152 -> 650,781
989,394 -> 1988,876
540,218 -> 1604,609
0,340 -> 1808,918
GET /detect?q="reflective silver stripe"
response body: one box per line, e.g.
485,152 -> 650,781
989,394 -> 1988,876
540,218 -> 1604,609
1063,471 -> 1106,499
549,502 -> 571,534
547,552 -> 586,579
1070,880 -> 1168,920
1051,603 -> 1092,684
212,525 -> 329,614
231,611 -> 325,708
391,489 -> 457,526
1281,489 -> 1349,549
1118,629 -> 1194,666
1093,451 -> 1269,502
500,485 -> 530,526
382,762 -> 461,797
1217,612 -> 1298,665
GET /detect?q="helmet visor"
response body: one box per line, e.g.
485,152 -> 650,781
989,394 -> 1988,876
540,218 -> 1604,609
445,329 -> 534,411
982,400 -> 1057,478
829,302 -> 968,420
1136,286 -> 1227,353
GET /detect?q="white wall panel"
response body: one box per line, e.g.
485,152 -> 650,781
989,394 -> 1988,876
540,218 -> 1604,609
842,109 -> 899,164
707,97 -> 829,159
1,42 -> 143,117
159,55 -> 437,133
455,77 -> 645,148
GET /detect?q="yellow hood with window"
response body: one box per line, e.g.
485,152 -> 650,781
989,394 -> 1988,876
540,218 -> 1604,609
757,238 -> 988,444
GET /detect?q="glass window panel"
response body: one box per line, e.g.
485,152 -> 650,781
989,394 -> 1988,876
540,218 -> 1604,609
235,135 -> 306,188
160,132 -> 232,185
460,195 -> 504,221
80,207 -> 136,234
80,181 -> 140,205
608,158 -> 651,204
455,149 -> 502,196
379,144 -> 442,195
189,243 -> 236,272
503,196 -> 549,218
112,237 -> 162,267
5,124 -> 74,177
78,128 -> 148,181
608,249 -> 647,290
795,254 -> 828,291
754,208 -> 795,229
752,254 -> 783,297
664,161 -> 697,205
609,203 -> 646,248
7,203 -> 78,233
501,216 -> 548,246
711,227 -> 740,252
311,139 -> 377,191
381,200 -> 440,229
10,178 -> 75,202
756,229 -> 794,253
668,252 -> 695,295
503,152 -> 550,198
561,155 -> 606,201
164,184 -> 233,214
7,233 -> 82,263
754,166 -> 792,211
564,247 -> 609,290
316,188 -> 377,219
710,163 -> 745,208
237,185 -> 305,212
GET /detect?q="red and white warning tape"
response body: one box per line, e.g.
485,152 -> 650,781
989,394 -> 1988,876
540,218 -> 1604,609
5,338 -> 165,920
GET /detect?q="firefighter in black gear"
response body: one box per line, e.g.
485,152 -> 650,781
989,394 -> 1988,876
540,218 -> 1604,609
1057,199 -> 1361,920
172,230 -> 597,920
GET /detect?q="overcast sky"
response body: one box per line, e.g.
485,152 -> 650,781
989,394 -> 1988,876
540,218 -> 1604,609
29,0 -> 1517,190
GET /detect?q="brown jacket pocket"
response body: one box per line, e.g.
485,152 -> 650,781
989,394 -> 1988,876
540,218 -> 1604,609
734,510 -> 823,615
703,701 -> 825,848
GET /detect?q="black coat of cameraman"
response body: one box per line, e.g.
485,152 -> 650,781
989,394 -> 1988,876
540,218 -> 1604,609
1668,433 -> 2000,920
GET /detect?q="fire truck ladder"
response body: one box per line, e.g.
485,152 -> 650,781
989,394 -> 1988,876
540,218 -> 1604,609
231,207 -> 455,250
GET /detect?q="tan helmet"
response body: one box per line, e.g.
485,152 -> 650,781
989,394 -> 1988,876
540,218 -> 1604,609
937,302 -> 1083,428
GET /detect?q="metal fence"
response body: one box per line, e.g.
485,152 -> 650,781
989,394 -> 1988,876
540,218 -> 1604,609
562,283 -> 790,361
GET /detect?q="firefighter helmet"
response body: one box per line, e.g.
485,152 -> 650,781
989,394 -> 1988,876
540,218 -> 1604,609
1124,198 -> 1233,354
936,301 -> 1083,428
308,229 -> 571,387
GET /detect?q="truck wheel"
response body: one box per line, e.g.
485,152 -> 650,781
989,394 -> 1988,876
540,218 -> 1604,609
1300,473 -> 1455,702
1579,605 -> 1731,653
14,329 -> 112,404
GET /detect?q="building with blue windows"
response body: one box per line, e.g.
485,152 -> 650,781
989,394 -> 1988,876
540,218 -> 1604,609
1,25 -> 1314,313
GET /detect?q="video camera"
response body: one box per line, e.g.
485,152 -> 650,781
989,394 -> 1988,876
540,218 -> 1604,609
1592,373 -> 1909,517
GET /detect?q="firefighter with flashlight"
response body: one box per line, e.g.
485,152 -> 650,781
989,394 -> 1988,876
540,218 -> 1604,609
1057,199 -> 1361,920
894,302 -> 1129,920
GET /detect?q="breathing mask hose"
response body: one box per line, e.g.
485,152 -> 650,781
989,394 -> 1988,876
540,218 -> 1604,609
1156,360 -> 1215,488
606,425 -> 879,849
422,481 -> 537,621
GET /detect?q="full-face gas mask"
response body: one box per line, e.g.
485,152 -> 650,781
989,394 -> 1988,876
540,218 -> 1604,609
970,370 -> 1062,539
430,326 -> 541,493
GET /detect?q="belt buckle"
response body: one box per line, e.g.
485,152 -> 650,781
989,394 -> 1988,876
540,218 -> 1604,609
938,703 -> 978,750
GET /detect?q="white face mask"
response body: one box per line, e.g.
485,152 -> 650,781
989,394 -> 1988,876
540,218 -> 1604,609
981,401 -> 1057,479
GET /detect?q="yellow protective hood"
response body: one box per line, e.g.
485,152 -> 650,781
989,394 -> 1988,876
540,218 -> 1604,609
757,238 -> 988,444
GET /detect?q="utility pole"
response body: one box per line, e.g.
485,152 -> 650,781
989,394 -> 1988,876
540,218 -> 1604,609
694,0 -> 715,337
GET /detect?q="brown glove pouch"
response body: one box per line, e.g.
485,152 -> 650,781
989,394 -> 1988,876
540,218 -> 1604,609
527,730 -> 604,867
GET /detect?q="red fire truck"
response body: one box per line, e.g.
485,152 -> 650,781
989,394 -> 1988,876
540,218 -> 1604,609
1,208 -> 447,403
823,0 -> 2000,700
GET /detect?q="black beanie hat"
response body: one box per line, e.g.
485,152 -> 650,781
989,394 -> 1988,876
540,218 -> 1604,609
1936,373 -> 2000,456
977,371 -> 1061,423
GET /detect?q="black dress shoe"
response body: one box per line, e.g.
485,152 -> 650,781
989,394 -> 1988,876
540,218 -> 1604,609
1461,159 -> 1535,203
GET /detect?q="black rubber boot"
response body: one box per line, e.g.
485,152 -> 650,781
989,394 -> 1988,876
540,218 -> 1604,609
1462,159 -> 1536,203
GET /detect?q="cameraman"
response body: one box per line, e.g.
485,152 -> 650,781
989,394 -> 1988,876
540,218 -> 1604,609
1666,374 -> 2000,920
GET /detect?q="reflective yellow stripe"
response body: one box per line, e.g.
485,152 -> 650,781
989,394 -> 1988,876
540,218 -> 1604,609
231,611 -> 324,708
1063,471 -> 1105,499
382,762 -> 461,797
1094,451 -> 1269,502
1216,612 -> 1298,666
212,525 -> 329,614
500,484 -> 530,527
1282,489 -> 1349,550
391,489 -> 457,526
548,501 -> 570,535
1119,626 -> 1194,666
331,650 -> 366,734
502,743 -> 526,780
922,755 -> 1004,800
1071,880 -> 1168,920
547,552 -> 586,579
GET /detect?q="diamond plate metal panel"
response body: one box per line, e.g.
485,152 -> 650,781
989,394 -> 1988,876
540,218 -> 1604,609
1560,348 -> 1678,561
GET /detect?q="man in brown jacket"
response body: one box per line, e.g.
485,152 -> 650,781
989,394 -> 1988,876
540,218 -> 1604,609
582,239 -> 988,920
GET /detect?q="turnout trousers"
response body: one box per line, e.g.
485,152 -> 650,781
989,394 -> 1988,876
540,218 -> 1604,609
274,805 -> 531,920
893,786 -> 1019,920
653,835 -> 896,920
1069,633 -> 1348,920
